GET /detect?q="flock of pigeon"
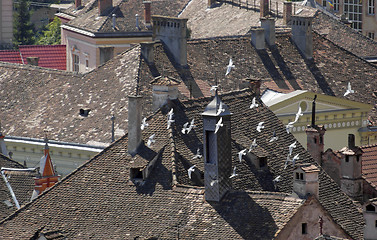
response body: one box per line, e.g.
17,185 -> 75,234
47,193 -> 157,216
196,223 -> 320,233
139,56 -> 355,186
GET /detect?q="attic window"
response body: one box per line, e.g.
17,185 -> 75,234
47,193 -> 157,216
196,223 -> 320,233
79,109 -> 91,117
296,172 -> 300,179
301,223 -> 307,234
366,204 -> 376,212
130,168 -> 143,180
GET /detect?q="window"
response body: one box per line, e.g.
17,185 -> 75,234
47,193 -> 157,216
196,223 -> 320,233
314,137 -> 317,144
368,0 -> 375,15
72,54 -> 79,72
334,0 -> 339,11
322,0 -> 326,7
334,114 -> 337,119
345,155 -> 349,162
296,172 -> 300,179
300,173 -> 304,180
302,223 -> 307,234
206,131 -> 216,164
356,155 -> 360,162
366,204 -> 376,212
368,32 -> 375,39
344,0 -> 362,31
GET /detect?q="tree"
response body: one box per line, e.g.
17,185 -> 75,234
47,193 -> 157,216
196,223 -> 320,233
13,0 -> 35,47
37,17 -> 61,45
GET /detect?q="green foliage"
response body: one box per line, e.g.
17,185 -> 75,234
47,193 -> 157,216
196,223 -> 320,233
37,17 -> 62,45
13,0 -> 35,47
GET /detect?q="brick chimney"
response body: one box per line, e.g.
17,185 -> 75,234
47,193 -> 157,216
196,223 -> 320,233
152,16 -> 188,67
283,1 -> 292,25
291,16 -> 313,59
128,95 -> 143,156
202,92 -> 232,202
251,28 -> 265,50
292,164 -> 320,199
150,76 -> 180,112
260,17 -> 275,46
143,1 -> 151,25
75,0 -> 81,9
26,57 -> 39,66
98,0 -> 113,16
260,0 -> 269,18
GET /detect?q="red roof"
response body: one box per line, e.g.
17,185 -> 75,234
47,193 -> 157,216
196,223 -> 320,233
361,144 -> 377,187
0,50 -> 22,64
19,45 -> 66,70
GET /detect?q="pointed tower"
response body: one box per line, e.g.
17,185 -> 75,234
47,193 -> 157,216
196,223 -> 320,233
202,91 -> 232,202
0,122 -> 9,157
33,135 -> 60,197
305,95 -> 326,165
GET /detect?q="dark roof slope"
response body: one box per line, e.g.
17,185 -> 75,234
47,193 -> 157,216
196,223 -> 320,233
0,90 -> 363,239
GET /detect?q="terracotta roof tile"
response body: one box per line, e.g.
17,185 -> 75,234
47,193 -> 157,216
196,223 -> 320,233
19,45 -> 66,70
0,50 -> 22,64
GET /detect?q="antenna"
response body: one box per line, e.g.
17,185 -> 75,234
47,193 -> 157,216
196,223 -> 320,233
111,115 -> 116,142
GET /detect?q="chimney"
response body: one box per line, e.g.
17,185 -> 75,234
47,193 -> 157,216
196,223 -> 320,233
150,76 -> 180,112
143,1 -> 151,25
248,77 -> 262,98
291,16 -> 313,59
283,1 -> 292,25
112,14 -> 116,29
98,0 -> 113,16
348,134 -> 355,149
260,0 -> 269,18
202,92 -> 232,202
208,0 -> 216,8
26,57 -> 39,66
251,28 -> 265,50
75,0 -> 81,9
260,17 -> 276,46
141,42 -> 154,65
128,96 -> 143,155
152,16 -> 188,67
0,122 -> 8,157
32,135 -> 60,198
292,164 -> 320,199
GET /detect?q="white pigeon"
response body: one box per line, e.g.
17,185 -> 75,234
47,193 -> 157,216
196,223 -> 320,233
250,97 -> 259,109
229,167 -> 238,179
294,106 -> 303,123
210,179 -> 219,186
344,82 -> 354,96
284,154 -> 291,169
217,102 -> 225,116
289,141 -> 297,156
187,119 -> 195,133
238,149 -> 247,162
215,117 -> 223,134
273,175 -> 281,183
269,130 -> 278,142
181,122 -> 189,134
285,121 -> 296,134
210,85 -> 218,94
225,57 -> 235,76
256,122 -> 265,132
188,165 -> 196,179
167,108 -> 174,119
147,134 -> 155,147
192,148 -> 202,160
167,118 -> 175,129
140,117 -> 149,130
249,138 -> 257,152
292,153 -> 299,167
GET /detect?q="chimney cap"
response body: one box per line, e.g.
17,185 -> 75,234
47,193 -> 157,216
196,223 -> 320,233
150,76 -> 180,86
202,93 -> 231,117
295,163 -> 319,173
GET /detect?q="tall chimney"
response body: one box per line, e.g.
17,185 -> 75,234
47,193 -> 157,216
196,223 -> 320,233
260,0 -> 269,17
128,95 -> 143,155
348,134 -> 355,149
26,57 -> 39,66
152,16 -> 188,67
291,16 -> 313,59
141,42 -> 155,65
251,28 -> 265,50
260,17 -> 276,46
75,0 -> 82,9
143,1 -> 151,25
283,1 -> 292,25
98,0 -> 113,16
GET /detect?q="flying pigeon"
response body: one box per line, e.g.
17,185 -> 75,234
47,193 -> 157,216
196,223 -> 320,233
273,175 -> 281,183
249,138 -> 257,152
250,97 -> 259,109
269,130 -> 278,142
294,106 -> 303,123
215,117 -> 223,134
229,167 -> 238,179
238,149 -> 247,162
284,154 -> 291,169
167,108 -> 174,119
187,119 -> 195,133
217,102 -> 225,116
167,118 -> 175,129
286,121 -> 296,134
344,82 -> 354,96
225,57 -> 235,76
188,165 -> 196,179
291,153 -> 299,167
210,85 -> 218,94
192,148 -> 202,160
147,134 -> 155,147
256,122 -> 265,132
181,122 -> 189,134
289,141 -> 297,156
140,117 -> 149,130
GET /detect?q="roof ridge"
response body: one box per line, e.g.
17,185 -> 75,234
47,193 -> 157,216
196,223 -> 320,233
0,61 -> 78,76
0,153 -> 26,169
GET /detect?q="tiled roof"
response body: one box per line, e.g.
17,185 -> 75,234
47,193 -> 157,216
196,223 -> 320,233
0,90 -> 363,239
0,45 -> 66,70
65,0 -> 191,34
0,154 -> 37,219
0,50 -> 22,64
19,45 -> 66,70
361,144 -> 377,188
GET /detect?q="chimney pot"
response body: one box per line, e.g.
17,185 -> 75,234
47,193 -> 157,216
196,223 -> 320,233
260,17 -> 276,46
260,0 -> 269,18
128,95 -> 143,156
283,1 -> 292,25
143,1 -> 152,25
26,57 -> 39,66
248,78 -> 262,97
251,28 -> 265,50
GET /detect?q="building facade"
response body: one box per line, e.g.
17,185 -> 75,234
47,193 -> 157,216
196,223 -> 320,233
0,0 -> 13,48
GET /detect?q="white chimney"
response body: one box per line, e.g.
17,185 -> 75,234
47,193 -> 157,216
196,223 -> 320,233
260,17 -> 275,46
291,16 -> 313,59
251,28 -> 265,50
292,164 -> 319,199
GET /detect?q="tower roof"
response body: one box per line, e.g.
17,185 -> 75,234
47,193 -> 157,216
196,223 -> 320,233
202,92 -> 231,117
